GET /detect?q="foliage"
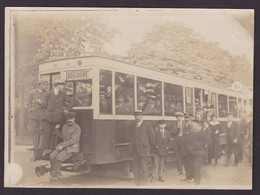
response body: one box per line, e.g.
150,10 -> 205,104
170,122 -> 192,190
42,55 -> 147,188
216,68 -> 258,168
15,15 -> 118,102
124,22 -> 253,88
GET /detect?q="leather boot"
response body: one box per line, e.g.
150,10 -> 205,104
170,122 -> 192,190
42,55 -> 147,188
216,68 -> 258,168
52,160 -> 62,178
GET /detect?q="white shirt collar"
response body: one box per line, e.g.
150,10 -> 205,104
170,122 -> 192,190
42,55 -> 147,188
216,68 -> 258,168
54,88 -> 59,96
137,120 -> 143,127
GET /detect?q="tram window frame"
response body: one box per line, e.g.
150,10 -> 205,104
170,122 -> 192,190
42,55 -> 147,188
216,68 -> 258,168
229,96 -> 238,117
137,76 -> 162,116
40,72 -> 60,91
99,69 -> 113,115
185,87 -> 194,115
218,94 -> 228,118
164,82 -> 184,116
115,72 -> 135,115
211,92 -> 217,114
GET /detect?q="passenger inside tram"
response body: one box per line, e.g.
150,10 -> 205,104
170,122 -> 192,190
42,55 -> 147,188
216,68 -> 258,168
142,94 -> 160,115
76,82 -> 92,106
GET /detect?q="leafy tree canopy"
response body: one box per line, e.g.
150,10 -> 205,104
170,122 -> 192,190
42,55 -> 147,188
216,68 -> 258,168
123,22 -> 253,88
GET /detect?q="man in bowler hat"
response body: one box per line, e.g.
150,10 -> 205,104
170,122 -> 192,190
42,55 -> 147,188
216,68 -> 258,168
129,111 -> 156,185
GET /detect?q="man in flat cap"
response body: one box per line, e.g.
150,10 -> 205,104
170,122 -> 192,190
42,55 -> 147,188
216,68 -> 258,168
40,80 -> 75,155
172,112 -> 185,176
129,111 -> 156,185
151,120 -> 171,182
50,112 -> 81,180
27,80 -> 49,158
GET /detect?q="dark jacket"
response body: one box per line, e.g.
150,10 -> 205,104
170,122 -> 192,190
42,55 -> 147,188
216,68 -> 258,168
58,122 -> 81,153
154,127 -> 171,156
180,121 -> 208,156
44,89 -> 74,123
129,121 -> 156,157
226,121 -> 240,143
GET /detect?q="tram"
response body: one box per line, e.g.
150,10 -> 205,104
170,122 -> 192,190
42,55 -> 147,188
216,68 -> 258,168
35,56 -> 252,177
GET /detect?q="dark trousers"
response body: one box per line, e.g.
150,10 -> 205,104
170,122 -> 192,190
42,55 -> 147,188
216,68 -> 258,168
182,154 -> 203,185
182,155 -> 193,180
28,119 -> 39,149
175,139 -> 183,173
226,141 -> 240,164
132,155 -> 149,185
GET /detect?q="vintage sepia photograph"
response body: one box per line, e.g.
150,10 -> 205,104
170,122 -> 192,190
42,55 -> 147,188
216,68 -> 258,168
5,8 -> 253,189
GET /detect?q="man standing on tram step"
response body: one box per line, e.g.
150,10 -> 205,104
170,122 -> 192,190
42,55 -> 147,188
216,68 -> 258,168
173,112 -> 185,176
129,111 -> 157,185
151,120 -> 171,182
50,112 -> 81,180
40,80 -> 74,155
27,81 -> 49,155
225,112 -> 240,166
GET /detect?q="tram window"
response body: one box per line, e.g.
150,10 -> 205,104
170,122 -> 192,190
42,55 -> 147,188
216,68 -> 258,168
63,81 -> 74,108
218,94 -> 228,117
115,72 -> 134,115
100,70 -> 112,115
164,83 -> 183,116
238,98 -> 243,116
211,92 -> 217,114
137,77 -> 162,115
229,96 -> 238,117
75,81 -> 92,106
195,88 -> 201,111
185,87 -> 194,115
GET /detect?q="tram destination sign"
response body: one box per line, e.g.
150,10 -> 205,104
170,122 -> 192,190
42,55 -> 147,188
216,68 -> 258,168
66,69 -> 92,81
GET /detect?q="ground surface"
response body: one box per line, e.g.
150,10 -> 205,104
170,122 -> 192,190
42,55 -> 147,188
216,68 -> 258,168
7,144 -> 252,189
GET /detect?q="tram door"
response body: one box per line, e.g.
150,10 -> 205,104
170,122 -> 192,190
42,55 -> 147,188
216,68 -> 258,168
74,109 -> 93,157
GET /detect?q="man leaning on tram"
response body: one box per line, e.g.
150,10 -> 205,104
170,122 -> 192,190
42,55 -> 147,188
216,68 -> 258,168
38,79 -> 75,156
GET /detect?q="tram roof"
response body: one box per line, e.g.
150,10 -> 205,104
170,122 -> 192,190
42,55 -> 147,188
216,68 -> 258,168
38,56 -> 250,98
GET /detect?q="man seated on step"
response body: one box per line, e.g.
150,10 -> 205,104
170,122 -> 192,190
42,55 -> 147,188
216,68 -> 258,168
49,112 -> 81,180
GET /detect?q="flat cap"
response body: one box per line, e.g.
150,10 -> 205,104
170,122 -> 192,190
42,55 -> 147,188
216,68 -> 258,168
133,110 -> 143,115
175,112 -> 184,117
65,112 -> 76,119
53,79 -> 65,86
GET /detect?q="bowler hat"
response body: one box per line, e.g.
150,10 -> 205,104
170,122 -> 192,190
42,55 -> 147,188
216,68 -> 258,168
66,112 -> 76,119
54,80 -> 65,86
133,110 -> 143,115
184,113 -> 193,118
158,120 -> 166,124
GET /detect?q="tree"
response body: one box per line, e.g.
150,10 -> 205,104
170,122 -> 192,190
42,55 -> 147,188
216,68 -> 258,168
124,22 -> 253,88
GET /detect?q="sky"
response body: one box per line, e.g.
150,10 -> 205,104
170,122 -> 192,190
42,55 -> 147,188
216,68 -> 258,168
12,8 -> 254,66
99,9 -> 254,66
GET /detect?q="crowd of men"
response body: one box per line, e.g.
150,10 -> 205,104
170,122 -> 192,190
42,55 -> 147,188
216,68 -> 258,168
27,80 -> 252,184
27,80 -> 79,180
129,109 -> 252,186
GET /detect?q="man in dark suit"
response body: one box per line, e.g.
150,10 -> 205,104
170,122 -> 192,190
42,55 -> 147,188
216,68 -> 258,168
129,111 -> 156,185
40,80 -> 74,155
50,112 -> 81,180
151,120 -> 171,182
180,111 -> 208,185
225,113 -> 240,166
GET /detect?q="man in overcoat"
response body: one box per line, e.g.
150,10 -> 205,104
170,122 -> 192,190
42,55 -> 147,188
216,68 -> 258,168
129,111 -> 156,185
225,112 -> 240,166
151,120 -> 171,182
50,112 -> 81,180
